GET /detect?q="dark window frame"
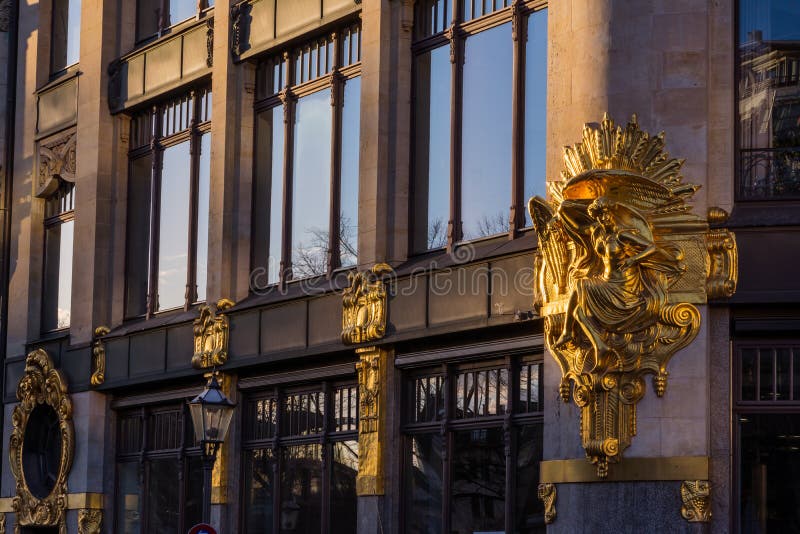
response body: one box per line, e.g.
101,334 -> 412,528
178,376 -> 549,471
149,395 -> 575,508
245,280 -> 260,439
135,0 -> 214,45
252,22 -> 362,288
41,180 -> 75,333
240,379 -> 359,534
124,87 -> 212,319
410,0 -> 548,252
50,0 -> 81,75
402,353 -> 544,533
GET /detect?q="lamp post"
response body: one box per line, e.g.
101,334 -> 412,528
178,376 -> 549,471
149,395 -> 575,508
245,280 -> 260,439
188,372 -> 236,525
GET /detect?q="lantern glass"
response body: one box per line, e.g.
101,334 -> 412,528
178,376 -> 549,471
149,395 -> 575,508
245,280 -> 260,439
189,374 -> 236,446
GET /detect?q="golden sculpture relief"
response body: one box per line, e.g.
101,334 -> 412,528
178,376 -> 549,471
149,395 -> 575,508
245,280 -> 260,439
680,480 -> 711,522
706,208 -> 738,299
342,263 -> 393,345
530,114 -> 737,477
90,326 -> 110,387
355,346 -> 389,496
77,509 -> 102,534
192,298 -> 235,369
9,349 -> 74,533
537,483 -> 557,524
0,512 -> 5,534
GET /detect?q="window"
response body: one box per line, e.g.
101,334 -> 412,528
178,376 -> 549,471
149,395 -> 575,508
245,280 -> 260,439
737,0 -> 800,200
736,343 -> 800,532
412,0 -> 547,251
136,0 -> 214,43
403,356 -> 544,533
125,88 -> 212,317
252,23 -> 362,286
241,381 -> 359,533
51,0 -> 81,73
115,405 -> 203,533
42,181 -> 75,331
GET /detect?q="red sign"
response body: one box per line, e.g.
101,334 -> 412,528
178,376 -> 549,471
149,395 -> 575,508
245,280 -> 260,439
188,524 -> 217,534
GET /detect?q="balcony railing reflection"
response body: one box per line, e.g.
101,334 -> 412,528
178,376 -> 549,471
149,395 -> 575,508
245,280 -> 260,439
738,147 -> 800,200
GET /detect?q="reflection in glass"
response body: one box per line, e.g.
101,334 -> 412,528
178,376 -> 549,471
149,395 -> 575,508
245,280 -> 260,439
340,77 -> 361,267
795,349 -> 800,401
738,0 -> 800,199
280,444 -> 323,534
524,10 -> 548,224
451,428 -> 505,533
741,348 -> 757,401
43,219 -> 74,330
406,433 -> 443,534
196,134 -> 211,302
777,348 -> 792,400
292,90 -> 332,278
245,448 -> 275,534
331,441 -> 359,533
168,0 -> 197,27
516,426 -> 545,533
52,0 -> 82,71
184,456 -> 204,528
760,348 -> 773,401
126,155 -> 152,316
413,46 -> 451,251
157,141 -> 191,310
739,414 -> 800,532
146,458 -> 180,533
461,23 -> 512,240
254,107 -> 285,285
118,462 -> 141,534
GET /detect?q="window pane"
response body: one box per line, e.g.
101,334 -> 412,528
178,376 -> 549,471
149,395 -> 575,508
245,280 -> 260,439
331,441 -> 358,533
157,141 -> 191,310
524,9 -> 548,225
451,428 -> 505,533
413,46 -> 451,251
760,348 -> 774,401
461,23 -> 512,240
196,134 -> 211,302
340,77 -> 361,267
254,107 -> 285,285
405,433 -> 443,534
244,448 -> 275,534
43,219 -> 73,330
146,458 -> 180,533
184,456 -> 204,528
795,348 -> 800,401
738,0 -> 800,199
742,348 -> 757,401
411,375 -> 445,423
291,89 -> 332,278
776,347 -> 792,400
52,0 -> 81,71
126,155 -> 152,317
136,0 -> 160,42
516,425 -> 545,533
117,462 -> 141,534
167,0 -> 196,27
281,444 -> 323,534
281,391 -> 325,437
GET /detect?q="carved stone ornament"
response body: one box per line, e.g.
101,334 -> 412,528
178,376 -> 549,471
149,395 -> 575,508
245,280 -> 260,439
192,298 -> 235,369
529,114 -> 738,478
537,483 -> 557,524
90,326 -> 111,387
77,509 -> 102,534
36,132 -> 77,198
680,480 -> 711,522
355,346 -> 389,496
341,263 -> 393,345
9,349 -> 74,533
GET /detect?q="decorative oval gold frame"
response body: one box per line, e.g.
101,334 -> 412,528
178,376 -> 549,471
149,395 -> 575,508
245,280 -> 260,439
8,349 -> 74,533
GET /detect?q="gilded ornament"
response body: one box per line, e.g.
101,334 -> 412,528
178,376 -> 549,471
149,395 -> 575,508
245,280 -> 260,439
0,512 -> 5,534
192,298 -> 235,369
355,346 -> 390,495
90,326 -> 110,387
680,480 -> 711,522
9,349 -> 74,533
706,208 -> 738,299
77,509 -> 102,534
537,483 -> 557,524
341,263 -> 392,345
36,132 -> 77,198
529,114 -> 737,477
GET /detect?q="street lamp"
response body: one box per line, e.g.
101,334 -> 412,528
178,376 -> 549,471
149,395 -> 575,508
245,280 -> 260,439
189,372 -> 236,525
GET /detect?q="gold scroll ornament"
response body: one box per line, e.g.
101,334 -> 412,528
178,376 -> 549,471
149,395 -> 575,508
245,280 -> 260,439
192,298 -> 235,369
681,480 -> 711,522
342,263 -> 393,495
90,326 -> 110,386
9,349 -> 74,533
529,114 -> 738,478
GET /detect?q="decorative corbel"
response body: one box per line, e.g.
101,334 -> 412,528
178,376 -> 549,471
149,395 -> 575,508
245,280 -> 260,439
680,480 -> 711,522
90,326 -> 110,387
192,299 -> 235,369
538,483 -> 557,524
36,132 -> 77,198
706,207 -> 738,299
341,263 -> 393,345
77,508 -> 102,534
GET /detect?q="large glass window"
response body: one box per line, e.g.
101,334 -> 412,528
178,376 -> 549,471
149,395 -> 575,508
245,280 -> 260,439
42,180 -> 75,331
51,0 -> 81,73
241,381 -> 359,534
412,1 -> 548,251
115,405 -> 203,534
252,23 -> 362,286
125,88 -> 212,317
136,0 -> 214,43
737,0 -> 800,200
403,356 -> 544,533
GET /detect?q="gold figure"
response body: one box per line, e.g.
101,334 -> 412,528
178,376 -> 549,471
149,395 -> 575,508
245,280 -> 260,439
192,298 -> 235,369
354,346 -> 390,496
90,326 -> 110,386
9,349 -> 74,533
706,208 -> 738,299
0,512 -> 5,534
530,114 -> 737,477
77,509 -> 102,534
537,483 -> 557,524
342,263 -> 393,345
680,480 -> 711,522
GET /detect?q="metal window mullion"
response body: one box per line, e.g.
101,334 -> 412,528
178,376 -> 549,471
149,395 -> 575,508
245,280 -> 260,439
773,348 -> 778,401
147,106 -> 165,318
448,23 -> 464,248
509,0 -> 526,236
442,363 -> 453,534
186,90 -> 202,309
273,386 -> 283,534
328,31 -> 344,275
321,382 -> 331,533
280,52 -> 296,286
504,355 -> 515,531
